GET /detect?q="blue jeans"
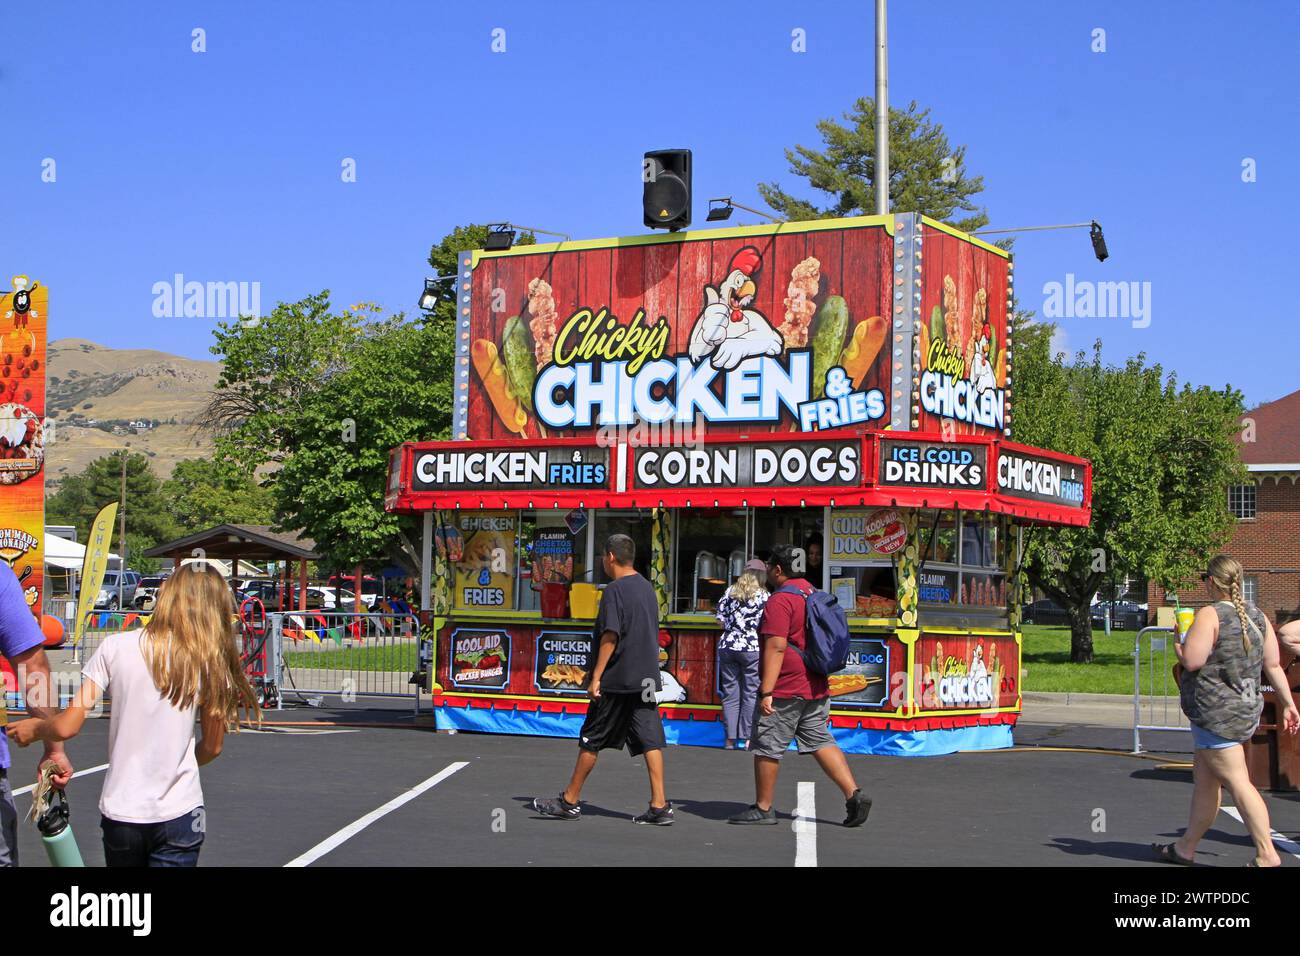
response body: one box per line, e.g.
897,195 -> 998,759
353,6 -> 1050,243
101,807 -> 205,867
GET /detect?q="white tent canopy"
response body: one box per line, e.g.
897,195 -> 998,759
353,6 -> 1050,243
44,534 -> 118,571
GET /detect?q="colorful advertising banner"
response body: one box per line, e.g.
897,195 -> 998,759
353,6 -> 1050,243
0,276 -> 46,624
455,218 -> 895,440
449,628 -> 511,689
996,449 -> 1087,508
411,444 -> 610,494
534,630 -> 593,694
879,438 -> 988,490
916,633 -> 1019,711
73,502 -> 118,645
913,224 -> 1011,437
828,508 -> 906,562
451,512 -> 516,612
826,638 -> 893,709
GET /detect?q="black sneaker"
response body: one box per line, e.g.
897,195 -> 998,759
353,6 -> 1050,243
532,795 -> 581,820
728,804 -> 778,825
633,802 -> 674,826
843,789 -> 872,827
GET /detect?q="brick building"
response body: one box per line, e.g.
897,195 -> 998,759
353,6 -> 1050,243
1148,389 -> 1300,626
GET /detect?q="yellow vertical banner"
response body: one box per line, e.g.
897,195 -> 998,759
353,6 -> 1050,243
73,502 -> 118,646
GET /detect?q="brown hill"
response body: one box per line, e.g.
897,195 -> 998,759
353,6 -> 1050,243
44,339 -> 220,487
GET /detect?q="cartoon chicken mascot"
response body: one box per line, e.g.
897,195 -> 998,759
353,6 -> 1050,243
688,246 -> 784,370
968,322 -> 997,397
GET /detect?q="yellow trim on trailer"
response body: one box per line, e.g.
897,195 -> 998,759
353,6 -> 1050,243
470,214 -> 896,269
919,216 -> 1012,258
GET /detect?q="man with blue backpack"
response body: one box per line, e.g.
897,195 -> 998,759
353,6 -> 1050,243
728,545 -> 871,827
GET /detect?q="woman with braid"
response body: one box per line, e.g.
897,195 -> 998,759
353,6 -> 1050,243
1154,554 -> 1299,867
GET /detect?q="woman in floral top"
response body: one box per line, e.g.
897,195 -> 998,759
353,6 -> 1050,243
715,559 -> 770,750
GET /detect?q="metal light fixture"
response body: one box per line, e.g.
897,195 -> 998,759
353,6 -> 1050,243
484,224 -> 516,251
418,278 -> 439,312
970,219 -> 1111,262
1089,221 -> 1109,263
706,197 -> 784,224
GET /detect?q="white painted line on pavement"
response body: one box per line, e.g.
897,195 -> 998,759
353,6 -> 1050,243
1221,806 -> 1300,860
285,761 -> 469,867
12,763 -> 109,796
794,781 -> 817,867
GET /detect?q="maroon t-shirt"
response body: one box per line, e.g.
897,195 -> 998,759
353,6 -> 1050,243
759,578 -> 829,700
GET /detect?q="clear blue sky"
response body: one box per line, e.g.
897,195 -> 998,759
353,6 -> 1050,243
3,0 -> 1296,407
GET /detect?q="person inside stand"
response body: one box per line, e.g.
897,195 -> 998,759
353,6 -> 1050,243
0,563 -> 74,867
1153,554 -> 1299,867
532,534 -> 672,825
729,545 -> 870,827
804,533 -> 824,588
715,558 -> 770,750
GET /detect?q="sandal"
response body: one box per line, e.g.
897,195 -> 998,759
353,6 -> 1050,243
1152,842 -> 1194,866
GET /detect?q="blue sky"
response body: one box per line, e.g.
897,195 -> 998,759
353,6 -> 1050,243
3,0 -> 1297,407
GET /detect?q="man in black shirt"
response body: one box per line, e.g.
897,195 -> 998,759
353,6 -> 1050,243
533,534 -> 672,825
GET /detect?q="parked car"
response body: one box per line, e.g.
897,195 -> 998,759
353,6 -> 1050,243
1091,600 -> 1148,630
327,574 -> 380,609
133,574 -> 169,610
96,570 -> 141,610
234,581 -> 357,611
1021,598 -> 1070,626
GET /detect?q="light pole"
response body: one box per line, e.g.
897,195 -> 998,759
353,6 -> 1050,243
875,0 -> 889,216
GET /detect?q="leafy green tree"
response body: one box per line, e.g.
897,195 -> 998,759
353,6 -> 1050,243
45,450 -> 181,569
760,99 -> 988,231
1012,340 -> 1245,662
199,291 -> 369,469
269,313 -> 450,570
162,458 -> 274,529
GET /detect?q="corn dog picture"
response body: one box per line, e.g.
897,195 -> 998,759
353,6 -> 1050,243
471,339 -> 528,437
839,315 -> 887,390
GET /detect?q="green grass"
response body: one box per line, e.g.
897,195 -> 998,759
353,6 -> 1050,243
1018,624 -> 1167,695
283,644 -> 417,672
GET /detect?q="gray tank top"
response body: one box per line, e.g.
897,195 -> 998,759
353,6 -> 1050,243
1180,602 -> 1266,741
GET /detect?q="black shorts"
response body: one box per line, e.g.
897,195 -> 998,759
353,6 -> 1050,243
578,692 -> 666,757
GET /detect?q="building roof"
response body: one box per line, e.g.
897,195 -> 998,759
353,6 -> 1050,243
1239,389 -> 1300,470
142,524 -> 320,561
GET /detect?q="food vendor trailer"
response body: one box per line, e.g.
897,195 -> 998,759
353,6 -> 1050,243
387,212 -> 1091,755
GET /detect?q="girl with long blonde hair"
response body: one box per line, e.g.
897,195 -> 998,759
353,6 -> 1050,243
1154,554 -> 1299,867
715,560 -> 771,750
8,562 -> 259,866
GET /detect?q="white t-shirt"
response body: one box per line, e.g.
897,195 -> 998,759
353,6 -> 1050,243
82,629 -> 204,823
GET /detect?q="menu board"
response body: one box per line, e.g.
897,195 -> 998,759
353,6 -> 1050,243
917,567 -> 959,604
451,511 -> 516,611
534,631 -> 594,694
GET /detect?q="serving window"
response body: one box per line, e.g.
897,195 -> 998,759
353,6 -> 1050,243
826,508 -> 901,618
518,510 -> 589,612
593,510 -> 654,584
673,509 -> 749,614
916,510 -> 1008,615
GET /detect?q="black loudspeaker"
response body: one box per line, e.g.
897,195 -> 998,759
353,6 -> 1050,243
643,149 -> 692,231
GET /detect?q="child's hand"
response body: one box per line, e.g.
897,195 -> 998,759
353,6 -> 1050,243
5,719 -> 40,747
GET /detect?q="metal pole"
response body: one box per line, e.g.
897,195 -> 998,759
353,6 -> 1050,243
118,450 -> 127,610
874,0 -> 889,216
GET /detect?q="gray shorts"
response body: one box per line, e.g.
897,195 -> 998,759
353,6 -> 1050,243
749,696 -> 835,759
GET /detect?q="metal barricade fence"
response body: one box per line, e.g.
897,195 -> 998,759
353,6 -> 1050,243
267,610 -> 425,714
1132,625 -> 1190,753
